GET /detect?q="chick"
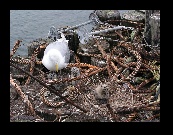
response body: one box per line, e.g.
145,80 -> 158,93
95,83 -> 110,100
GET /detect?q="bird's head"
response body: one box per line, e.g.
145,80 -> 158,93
48,49 -> 66,72
55,58 -> 67,72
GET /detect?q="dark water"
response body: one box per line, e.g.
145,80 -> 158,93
10,10 -> 127,56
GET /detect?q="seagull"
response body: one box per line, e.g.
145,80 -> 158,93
42,32 -> 70,72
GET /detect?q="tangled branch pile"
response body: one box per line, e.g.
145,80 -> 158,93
10,19 -> 160,122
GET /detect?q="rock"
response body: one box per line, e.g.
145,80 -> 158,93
135,10 -> 146,14
144,10 -> 160,47
65,33 -> 79,54
121,10 -> 145,27
94,10 -> 121,25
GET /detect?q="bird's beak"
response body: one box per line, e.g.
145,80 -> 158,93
56,64 -> 58,72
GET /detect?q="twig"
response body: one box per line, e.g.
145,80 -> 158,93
68,63 -> 99,69
10,61 -> 88,113
137,77 -> 155,90
10,56 -> 42,65
116,102 -> 160,114
40,87 -> 65,107
10,40 -> 22,58
11,74 -> 27,79
115,31 -> 126,40
119,42 -> 142,81
46,67 -> 106,84
10,74 -> 36,116
25,46 -> 41,85
126,112 -> 138,122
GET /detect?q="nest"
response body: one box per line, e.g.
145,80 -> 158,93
10,19 -> 160,122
